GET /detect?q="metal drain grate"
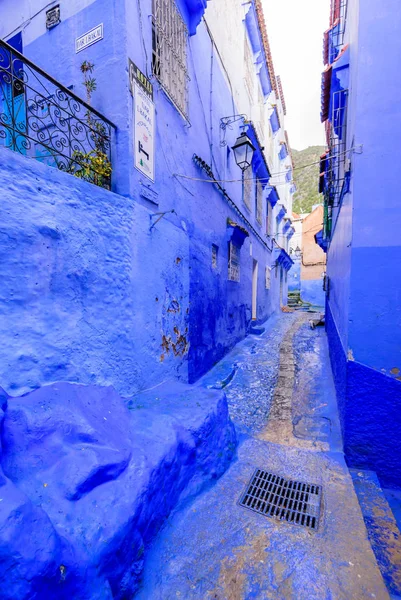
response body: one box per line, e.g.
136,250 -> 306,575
239,469 -> 322,531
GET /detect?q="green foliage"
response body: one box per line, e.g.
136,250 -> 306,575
66,62 -> 112,189
80,61 -> 97,103
291,146 -> 326,214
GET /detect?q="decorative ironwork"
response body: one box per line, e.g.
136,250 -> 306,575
0,38 -> 115,189
330,0 -> 348,57
323,87 -> 349,239
152,0 -> 189,119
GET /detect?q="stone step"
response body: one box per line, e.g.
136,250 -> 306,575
350,469 -> 401,598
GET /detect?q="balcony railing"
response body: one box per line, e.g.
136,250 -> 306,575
0,39 -> 116,189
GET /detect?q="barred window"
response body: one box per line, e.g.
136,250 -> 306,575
244,35 -> 254,104
255,179 -> 263,224
243,171 -> 253,211
228,242 -> 240,282
152,0 -> 189,118
266,198 -> 272,235
258,86 -> 265,142
265,266 -> 271,289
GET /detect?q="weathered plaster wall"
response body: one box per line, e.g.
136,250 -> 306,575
348,0 -> 401,374
0,147 -> 190,396
325,0 -> 401,489
329,296 -> 401,489
301,279 -> 325,307
288,256 -> 301,292
0,0 -> 291,389
346,360 -> 401,489
0,380 -> 236,598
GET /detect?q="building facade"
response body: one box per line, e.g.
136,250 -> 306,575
0,0 -> 295,396
319,0 -> 401,487
289,205 -> 326,307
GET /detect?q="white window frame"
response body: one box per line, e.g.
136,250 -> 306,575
228,242 -> 240,282
152,0 -> 189,118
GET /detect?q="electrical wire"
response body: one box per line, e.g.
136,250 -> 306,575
173,146 -> 354,185
3,2 -> 57,40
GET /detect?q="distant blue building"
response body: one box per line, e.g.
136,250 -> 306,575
319,0 -> 401,488
0,0 -> 294,395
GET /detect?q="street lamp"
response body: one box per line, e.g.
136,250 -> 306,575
294,246 -> 302,259
232,132 -> 255,171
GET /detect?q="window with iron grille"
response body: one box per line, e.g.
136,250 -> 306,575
258,86 -> 266,142
266,198 -> 272,235
152,0 -> 189,118
244,35 -> 254,104
228,242 -> 240,282
265,266 -> 271,289
255,179 -> 263,224
243,170 -> 253,211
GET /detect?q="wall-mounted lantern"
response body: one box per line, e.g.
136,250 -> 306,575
294,246 -> 302,259
232,132 -> 255,171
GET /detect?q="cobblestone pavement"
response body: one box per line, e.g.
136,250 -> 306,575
199,312 -> 298,435
136,312 -> 390,600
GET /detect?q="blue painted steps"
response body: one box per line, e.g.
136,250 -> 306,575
350,469 -> 401,598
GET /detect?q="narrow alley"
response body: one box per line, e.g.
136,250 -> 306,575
136,314 -> 399,599
1,0 -> 401,598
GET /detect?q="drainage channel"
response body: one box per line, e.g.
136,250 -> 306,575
239,468 -> 322,531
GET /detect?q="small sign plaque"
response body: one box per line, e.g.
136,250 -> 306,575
76,24 -> 103,53
46,5 -> 61,29
129,59 -> 153,99
134,82 -> 155,182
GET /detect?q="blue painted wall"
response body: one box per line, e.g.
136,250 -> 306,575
324,0 -> 401,488
0,0 -> 290,393
0,147 -> 190,396
347,0 -> 401,375
301,279 -> 325,307
288,256 -> 301,292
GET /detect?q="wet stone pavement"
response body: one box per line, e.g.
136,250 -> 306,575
200,313 -> 298,435
136,312 -> 391,600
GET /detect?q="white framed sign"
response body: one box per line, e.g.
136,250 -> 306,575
134,82 -> 155,182
76,24 -> 103,53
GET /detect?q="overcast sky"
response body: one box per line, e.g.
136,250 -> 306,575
262,0 -> 330,151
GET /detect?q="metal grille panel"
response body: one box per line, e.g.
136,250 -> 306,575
228,241 -> 240,282
239,469 -> 322,530
152,0 -> 189,119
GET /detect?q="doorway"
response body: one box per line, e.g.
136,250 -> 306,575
252,259 -> 258,320
1,32 -> 26,154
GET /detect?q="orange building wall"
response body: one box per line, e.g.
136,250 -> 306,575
301,206 -> 326,281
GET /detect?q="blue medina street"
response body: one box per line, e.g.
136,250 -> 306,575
0,0 -> 400,599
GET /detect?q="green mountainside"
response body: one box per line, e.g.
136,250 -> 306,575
291,146 -> 326,214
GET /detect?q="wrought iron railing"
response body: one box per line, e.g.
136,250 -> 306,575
323,87 -> 349,240
0,39 -> 116,189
